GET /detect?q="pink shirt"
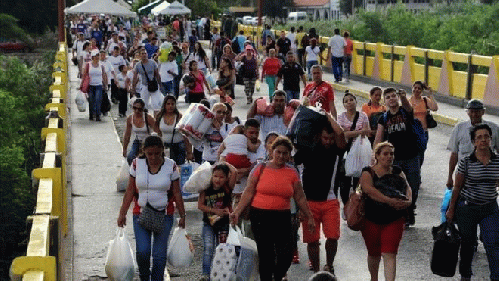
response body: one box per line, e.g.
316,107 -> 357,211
337,111 -> 369,131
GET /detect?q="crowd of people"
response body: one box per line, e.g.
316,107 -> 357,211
68,13 -> 499,281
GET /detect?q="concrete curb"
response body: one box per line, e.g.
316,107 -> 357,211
331,83 -> 460,127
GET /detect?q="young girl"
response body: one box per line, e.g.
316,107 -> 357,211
218,125 -> 261,168
197,163 -> 237,279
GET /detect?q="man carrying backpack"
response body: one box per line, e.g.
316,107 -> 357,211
374,88 -> 422,228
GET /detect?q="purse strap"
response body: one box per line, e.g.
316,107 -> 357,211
346,111 -> 360,152
423,97 -> 430,113
141,61 -> 152,83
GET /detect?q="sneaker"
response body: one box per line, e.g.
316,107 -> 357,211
292,249 -> 300,264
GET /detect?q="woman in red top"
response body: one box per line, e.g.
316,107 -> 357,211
343,31 -> 354,82
261,48 -> 282,101
187,60 -> 212,104
231,136 -> 315,281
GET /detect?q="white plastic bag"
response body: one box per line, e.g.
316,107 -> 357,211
235,237 -> 259,281
179,162 -> 200,200
183,161 -> 213,193
116,160 -> 129,192
210,243 -> 238,281
105,228 -> 135,281
345,136 -> 372,178
226,225 -> 242,247
75,91 -> 87,112
167,227 -> 194,267
206,73 -> 217,89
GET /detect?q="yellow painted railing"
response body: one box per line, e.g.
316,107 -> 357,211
11,42 -> 69,281
228,22 -> 499,108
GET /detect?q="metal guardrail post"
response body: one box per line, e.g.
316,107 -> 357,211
466,53 -> 475,100
424,50 -> 429,85
391,45 -> 395,82
363,42 -> 367,76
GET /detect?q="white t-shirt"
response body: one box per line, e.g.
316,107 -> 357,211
130,157 -> 180,211
159,61 -> 179,83
116,72 -> 127,89
287,32 -> 296,50
233,143 -> 266,194
254,114 -> 288,142
220,119 -> 242,139
328,35 -> 346,58
73,40 -> 86,58
222,134 -> 248,156
305,46 -> 321,62
107,55 -> 126,73
100,59 -> 114,85
88,62 -> 104,86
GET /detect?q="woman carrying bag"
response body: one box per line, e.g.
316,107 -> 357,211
446,124 -> 499,281
359,141 -> 412,281
118,135 -> 186,281
81,49 -> 108,121
230,136 -> 315,281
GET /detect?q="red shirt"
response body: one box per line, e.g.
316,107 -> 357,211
303,81 -> 335,112
262,57 -> 281,76
344,38 -> 353,56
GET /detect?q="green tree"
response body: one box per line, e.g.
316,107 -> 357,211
0,14 -> 30,41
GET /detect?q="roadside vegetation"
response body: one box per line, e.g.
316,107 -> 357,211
0,52 -> 55,279
275,3 -> 499,56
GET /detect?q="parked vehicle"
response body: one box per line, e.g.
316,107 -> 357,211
0,39 -> 32,53
287,12 -> 307,22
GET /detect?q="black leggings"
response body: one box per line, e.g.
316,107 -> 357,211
250,207 -> 293,281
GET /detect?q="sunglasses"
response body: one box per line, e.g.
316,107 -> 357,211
132,106 -> 144,111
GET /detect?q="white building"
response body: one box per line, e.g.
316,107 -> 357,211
365,0 -> 432,12
287,0 -> 342,21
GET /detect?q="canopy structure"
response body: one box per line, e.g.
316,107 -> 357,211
138,0 -> 163,15
154,1 -> 191,15
151,1 -> 170,15
65,0 -> 137,17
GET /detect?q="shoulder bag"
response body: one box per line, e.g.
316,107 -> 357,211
138,163 -> 166,234
141,62 -> 159,92
80,63 -> 90,93
344,168 -> 374,231
424,97 -> 437,128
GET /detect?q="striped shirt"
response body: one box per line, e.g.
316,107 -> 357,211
458,151 -> 499,205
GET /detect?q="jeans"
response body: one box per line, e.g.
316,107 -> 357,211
164,141 -> 186,165
133,214 -> 174,281
394,155 -> 421,211
456,200 -> 499,279
202,222 -> 218,275
250,207 -> 293,281
331,56 -> 344,82
306,60 -> 318,80
265,75 -> 276,100
419,131 -> 429,167
161,81 -> 174,96
127,139 -> 141,165
344,55 -> 352,79
88,85 -> 103,118
284,90 -> 300,103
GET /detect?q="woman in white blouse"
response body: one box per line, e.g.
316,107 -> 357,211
118,135 -> 186,281
304,38 -> 323,80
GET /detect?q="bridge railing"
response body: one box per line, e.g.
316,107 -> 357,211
10,42 -> 69,281
214,21 -> 499,108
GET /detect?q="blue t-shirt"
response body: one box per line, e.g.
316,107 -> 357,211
144,43 -> 159,59
91,30 -> 103,47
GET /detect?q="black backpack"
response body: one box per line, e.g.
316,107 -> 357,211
231,38 -> 240,54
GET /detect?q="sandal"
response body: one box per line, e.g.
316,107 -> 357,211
323,265 -> 335,275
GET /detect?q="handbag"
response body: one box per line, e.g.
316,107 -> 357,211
344,168 -> 375,231
423,97 -> 437,128
141,62 -> 159,92
138,170 -> 166,234
431,221 -> 461,277
80,63 -> 90,93
344,185 -> 365,231
240,162 -> 266,220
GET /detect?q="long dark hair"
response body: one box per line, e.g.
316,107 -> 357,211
195,42 -> 207,60
138,135 -> 164,159
155,95 -> 180,129
209,163 -> 231,192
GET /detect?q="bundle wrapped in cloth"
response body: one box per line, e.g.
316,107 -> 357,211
178,103 -> 215,140
255,98 -> 301,126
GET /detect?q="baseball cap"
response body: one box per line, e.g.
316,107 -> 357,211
91,49 -> 100,57
466,99 -> 484,110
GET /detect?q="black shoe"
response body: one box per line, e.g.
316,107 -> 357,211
89,115 -> 94,121
95,116 -> 101,121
